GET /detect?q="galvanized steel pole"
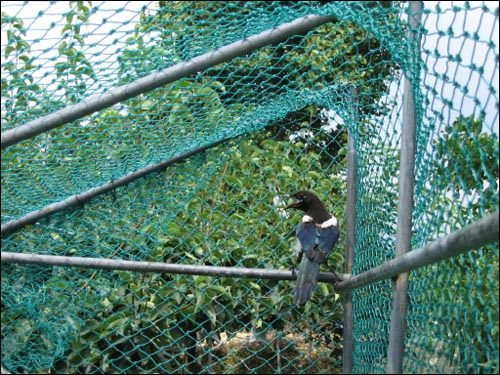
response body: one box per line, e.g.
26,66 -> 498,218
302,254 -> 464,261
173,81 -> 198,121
1,14 -> 335,149
387,2 -> 423,373
1,137 -> 230,236
334,211 -> 499,293
0,252 -> 342,282
342,86 -> 358,374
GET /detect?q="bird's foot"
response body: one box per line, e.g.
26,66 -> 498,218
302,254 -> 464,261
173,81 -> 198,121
289,265 -> 297,278
332,271 -> 342,284
327,266 -> 342,284
326,263 -> 343,284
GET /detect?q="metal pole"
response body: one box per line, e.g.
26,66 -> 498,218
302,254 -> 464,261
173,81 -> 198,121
3,212 -> 497,287
1,137 -> 231,236
342,86 -> 358,374
0,252 -> 341,282
387,2 -> 423,373
1,14 -> 335,149
334,211 -> 499,292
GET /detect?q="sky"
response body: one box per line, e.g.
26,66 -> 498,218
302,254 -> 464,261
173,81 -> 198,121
1,1 -> 155,96
1,1 -> 498,135
419,1 -> 499,135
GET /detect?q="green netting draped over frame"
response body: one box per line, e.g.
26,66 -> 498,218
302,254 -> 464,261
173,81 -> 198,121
1,1 -> 498,374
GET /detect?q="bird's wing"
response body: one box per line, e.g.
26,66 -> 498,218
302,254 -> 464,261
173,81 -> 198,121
296,221 -> 318,261
316,225 -> 340,264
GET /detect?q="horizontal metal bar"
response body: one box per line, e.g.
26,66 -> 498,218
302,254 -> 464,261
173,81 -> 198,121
1,14 -> 335,149
1,137 -> 230,236
4,213 -> 497,286
335,210 -> 499,292
0,252 -> 343,282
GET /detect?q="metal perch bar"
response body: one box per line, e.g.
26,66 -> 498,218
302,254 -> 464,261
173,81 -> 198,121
0,252 -> 343,282
2,211 -> 497,285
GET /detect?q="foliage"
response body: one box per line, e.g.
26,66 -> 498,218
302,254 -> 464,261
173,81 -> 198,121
434,116 -> 499,210
1,2 -> 397,373
414,115 -> 499,374
1,11 -> 42,127
55,1 -> 95,103
1,128 -> 346,373
119,1 -> 401,156
3,1 -> 497,374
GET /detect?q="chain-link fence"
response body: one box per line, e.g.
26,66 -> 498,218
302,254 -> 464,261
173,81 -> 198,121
1,1 -> 498,374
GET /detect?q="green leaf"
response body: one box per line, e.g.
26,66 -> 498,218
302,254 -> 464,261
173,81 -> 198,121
4,45 -> 15,58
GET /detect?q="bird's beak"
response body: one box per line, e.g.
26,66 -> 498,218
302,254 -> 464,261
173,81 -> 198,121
285,195 -> 302,210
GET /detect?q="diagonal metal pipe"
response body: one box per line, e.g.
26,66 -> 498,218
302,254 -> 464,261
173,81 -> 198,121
1,14 -> 335,149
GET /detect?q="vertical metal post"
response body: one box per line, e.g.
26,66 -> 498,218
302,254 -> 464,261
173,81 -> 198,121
343,86 -> 357,374
387,2 -> 423,373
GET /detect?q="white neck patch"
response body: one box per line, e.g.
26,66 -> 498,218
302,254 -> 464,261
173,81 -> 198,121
301,215 -> 313,223
302,215 -> 338,228
320,216 -> 338,228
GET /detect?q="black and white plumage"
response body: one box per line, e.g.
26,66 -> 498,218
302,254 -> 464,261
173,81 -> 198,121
285,191 -> 340,306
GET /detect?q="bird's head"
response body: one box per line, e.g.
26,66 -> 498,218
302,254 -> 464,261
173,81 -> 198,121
285,191 -> 319,212
285,191 -> 332,223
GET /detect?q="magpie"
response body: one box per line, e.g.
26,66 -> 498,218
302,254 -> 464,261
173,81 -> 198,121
285,191 -> 340,306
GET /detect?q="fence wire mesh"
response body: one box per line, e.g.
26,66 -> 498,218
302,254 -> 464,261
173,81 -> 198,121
1,1 -> 498,374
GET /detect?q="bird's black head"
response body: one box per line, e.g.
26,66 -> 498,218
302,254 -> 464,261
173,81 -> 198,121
285,191 -> 331,223
285,191 -> 316,211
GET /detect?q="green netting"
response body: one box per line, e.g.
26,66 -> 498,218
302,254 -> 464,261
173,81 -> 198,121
1,1 -> 498,374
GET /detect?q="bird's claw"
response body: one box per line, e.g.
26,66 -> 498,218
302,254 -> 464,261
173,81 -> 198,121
289,265 -> 297,278
325,263 -> 342,283
332,271 -> 342,284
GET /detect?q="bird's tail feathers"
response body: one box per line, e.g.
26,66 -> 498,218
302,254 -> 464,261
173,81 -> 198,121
294,255 -> 320,306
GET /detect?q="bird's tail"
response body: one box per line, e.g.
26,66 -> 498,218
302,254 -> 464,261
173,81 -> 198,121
294,254 -> 320,306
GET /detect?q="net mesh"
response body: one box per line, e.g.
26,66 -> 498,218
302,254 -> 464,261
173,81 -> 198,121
1,1 -> 498,374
